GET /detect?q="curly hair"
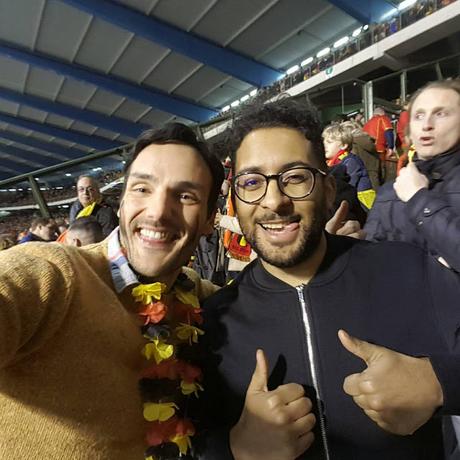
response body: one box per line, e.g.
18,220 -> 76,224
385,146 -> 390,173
225,96 -> 326,170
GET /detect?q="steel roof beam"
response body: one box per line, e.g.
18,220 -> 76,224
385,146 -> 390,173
0,130 -> 85,159
0,158 -> 32,175
0,111 -> 122,151
0,41 -> 217,122
61,0 -> 284,87
327,0 -> 394,24
0,142 -> 58,168
0,87 -> 148,138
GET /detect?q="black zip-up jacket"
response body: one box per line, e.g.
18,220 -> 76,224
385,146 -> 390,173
197,235 -> 460,459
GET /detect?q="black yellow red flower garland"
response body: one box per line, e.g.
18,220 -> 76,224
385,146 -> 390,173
132,273 -> 204,460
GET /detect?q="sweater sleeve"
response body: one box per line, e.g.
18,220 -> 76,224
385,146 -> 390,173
0,243 -> 74,368
405,187 -> 460,272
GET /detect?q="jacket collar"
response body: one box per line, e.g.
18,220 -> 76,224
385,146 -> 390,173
250,233 -> 354,291
414,144 -> 460,180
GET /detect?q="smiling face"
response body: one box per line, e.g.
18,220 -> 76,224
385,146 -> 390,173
409,88 -> 460,159
119,143 -> 214,283
234,127 -> 335,271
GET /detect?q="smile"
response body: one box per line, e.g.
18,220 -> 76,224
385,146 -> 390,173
259,217 -> 300,232
137,227 -> 178,244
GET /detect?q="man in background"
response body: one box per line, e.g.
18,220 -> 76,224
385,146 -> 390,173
18,217 -> 56,243
69,175 -> 118,237
65,216 -> 104,247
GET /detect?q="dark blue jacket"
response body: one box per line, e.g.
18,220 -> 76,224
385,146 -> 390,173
197,235 -> 460,459
365,146 -> 460,272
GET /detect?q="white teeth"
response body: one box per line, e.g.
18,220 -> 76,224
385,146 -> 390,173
262,223 -> 285,230
139,229 -> 169,240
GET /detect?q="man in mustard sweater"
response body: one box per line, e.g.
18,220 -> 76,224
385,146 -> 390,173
0,123 -> 224,460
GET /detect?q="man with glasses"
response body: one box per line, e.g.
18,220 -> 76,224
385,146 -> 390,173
197,98 -> 460,460
69,175 -> 118,237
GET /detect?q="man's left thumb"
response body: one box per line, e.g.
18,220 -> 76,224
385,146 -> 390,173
338,329 -> 380,365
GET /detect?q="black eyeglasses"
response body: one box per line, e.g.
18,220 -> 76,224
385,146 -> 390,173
232,166 -> 327,204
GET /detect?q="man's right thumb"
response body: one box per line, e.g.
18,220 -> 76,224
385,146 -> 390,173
247,349 -> 269,393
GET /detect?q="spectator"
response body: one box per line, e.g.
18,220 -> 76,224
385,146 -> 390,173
365,77 -> 460,460
65,216 -> 104,247
342,120 -> 381,189
323,123 -> 376,209
0,122 -> 224,459
0,235 -> 14,250
18,217 -> 56,243
69,175 -> 118,237
363,107 -> 395,182
365,79 -> 460,270
198,96 -> 460,460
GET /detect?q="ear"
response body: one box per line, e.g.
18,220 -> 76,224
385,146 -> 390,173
202,209 -> 217,236
324,173 -> 337,212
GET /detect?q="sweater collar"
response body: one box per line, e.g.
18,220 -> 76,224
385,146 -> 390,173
250,233 -> 354,291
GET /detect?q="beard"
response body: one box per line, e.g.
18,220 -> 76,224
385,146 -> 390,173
240,200 -> 328,269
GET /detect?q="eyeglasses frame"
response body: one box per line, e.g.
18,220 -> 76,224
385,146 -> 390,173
232,166 -> 328,204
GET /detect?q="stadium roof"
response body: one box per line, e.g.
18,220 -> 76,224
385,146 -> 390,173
0,0 -> 401,182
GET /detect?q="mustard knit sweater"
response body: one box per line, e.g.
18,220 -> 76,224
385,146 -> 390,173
0,241 -> 217,459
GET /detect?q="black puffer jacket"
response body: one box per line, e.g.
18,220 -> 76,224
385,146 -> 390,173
365,145 -> 460,272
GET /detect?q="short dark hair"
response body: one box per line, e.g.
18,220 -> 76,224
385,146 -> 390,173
123,122 -> 224,216
68,216 -> 103,243
225,97 -> 327,170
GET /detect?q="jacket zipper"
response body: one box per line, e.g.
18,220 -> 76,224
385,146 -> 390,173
296,286 -> 331,460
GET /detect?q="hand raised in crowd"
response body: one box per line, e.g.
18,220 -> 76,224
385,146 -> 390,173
230,350 -> 316,460
394,162 -> 429,202
326,200 -> 365,239
338,330 -> 443,435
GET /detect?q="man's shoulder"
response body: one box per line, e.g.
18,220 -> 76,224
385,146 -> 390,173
347,236 -> 427,265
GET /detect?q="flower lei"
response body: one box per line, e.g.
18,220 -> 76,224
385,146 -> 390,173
132,273 -> 204,460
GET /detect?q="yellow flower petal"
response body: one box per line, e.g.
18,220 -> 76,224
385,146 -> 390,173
170,433 -> 192,455
180,380 -> 204,396
175,323 -> 204,344
142,339 -> 174,364
143,402 -> 178,422
132,282 -> 166,305
174,288 -> 199,308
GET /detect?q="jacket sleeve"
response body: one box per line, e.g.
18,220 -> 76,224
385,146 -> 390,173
343,157 -> 362,189
364,191 -> 387,241
425,257 -> 460,414
0,244 -> 74,368
405,188 -> 460,272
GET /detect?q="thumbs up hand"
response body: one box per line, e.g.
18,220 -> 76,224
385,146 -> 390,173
230,349 -> 316,460
338,330 -> 443,435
